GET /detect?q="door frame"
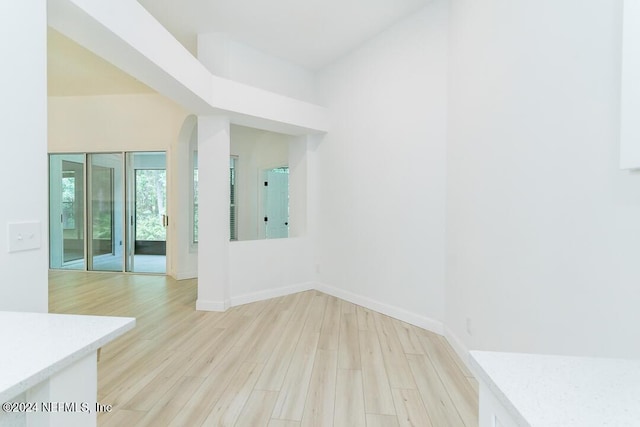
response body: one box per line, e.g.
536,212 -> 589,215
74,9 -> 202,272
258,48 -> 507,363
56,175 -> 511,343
48,150 -> 169,275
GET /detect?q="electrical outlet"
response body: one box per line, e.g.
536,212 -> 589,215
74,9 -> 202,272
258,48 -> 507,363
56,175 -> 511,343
466,317 -> 473,336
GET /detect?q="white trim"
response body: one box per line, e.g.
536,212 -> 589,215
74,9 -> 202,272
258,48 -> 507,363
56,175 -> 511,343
197,280 -> 455,351
175,270 -> 197,281
195,299 -> 229,311
444,325 -> 474,375
315,282 -> 444,336
229,282 -> 314,307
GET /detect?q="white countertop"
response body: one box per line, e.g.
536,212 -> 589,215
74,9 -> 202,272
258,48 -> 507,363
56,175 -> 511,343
470,350 -> 640,427
0,311 -> 135,402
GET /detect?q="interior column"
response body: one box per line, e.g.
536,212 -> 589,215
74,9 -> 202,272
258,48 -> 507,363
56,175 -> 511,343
196,115 -> 231,310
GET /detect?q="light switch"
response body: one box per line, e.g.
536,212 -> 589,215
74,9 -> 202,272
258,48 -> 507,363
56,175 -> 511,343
8,221 -> 41,253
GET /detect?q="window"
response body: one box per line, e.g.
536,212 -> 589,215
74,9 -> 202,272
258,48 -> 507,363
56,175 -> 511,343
192,150 -> 198,244
61,174 -> 76,229
135,169 -> 167,241
191,153 -> 237,243
230,156 -> 237,241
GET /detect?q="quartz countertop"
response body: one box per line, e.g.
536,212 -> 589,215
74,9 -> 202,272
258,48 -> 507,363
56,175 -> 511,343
470,350 -> 640,427
0,311 -> 135,402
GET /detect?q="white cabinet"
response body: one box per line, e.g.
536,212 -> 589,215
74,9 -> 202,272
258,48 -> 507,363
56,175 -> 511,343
477,380 -> 521,427
0,312 -> 134,427
470,350 -> 640,427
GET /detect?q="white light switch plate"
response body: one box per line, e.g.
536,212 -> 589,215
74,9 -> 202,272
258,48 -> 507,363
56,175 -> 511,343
8,221 -> 41,253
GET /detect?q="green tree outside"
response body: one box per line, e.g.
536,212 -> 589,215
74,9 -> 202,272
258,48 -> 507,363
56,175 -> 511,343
136,169 -> 166,241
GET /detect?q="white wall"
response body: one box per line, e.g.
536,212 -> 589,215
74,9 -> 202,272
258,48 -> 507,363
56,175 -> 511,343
197,116 -> 314,309
48,94 -> 187,152
446,0 -> 640,358
229,237 -> 314,305
227,133 -> 315,304
315,3 -> 449,332
198,33 -> 317,103
0,1 -> 48,312
170,115 -> 199,279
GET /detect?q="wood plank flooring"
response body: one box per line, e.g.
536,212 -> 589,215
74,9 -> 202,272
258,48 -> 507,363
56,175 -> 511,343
49,271 -> 478,426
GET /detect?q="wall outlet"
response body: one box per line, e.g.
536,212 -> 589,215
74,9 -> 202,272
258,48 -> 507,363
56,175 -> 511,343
466,317 -> 473,336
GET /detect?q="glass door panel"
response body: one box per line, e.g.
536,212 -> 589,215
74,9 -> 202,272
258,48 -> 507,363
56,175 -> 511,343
50,151 -> 167,274
88,153 -> 124,272
127,152 -> 167,274
263,167 -> 289,239
49,154 -> 85,270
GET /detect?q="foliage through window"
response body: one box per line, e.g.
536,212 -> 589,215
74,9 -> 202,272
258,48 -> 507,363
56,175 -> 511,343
61,175 -> 76,229
135,169 -> 166,241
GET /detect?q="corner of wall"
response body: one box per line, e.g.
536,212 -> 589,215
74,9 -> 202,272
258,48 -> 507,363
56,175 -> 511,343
229,281 -> 315,307
443,325 -> 474,375
195,298 -> 229,312
174,270 -> 198,281
316,282 -> 445,336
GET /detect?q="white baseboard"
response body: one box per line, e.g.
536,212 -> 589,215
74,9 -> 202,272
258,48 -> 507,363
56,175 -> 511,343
195,299 -> 229,312
315,282 -> 444,336
175,270 -> 197,281
197,280 -> 460,361
444,325 -> 474,374
229,282 -> 315,307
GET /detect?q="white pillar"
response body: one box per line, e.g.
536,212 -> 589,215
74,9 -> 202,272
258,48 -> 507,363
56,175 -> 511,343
0,0 -> 48,312
168,115 -> 198,280
196,115 -> 231,310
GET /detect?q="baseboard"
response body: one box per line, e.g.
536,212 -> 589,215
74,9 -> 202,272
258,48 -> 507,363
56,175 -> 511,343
444,325 -> 474,374
195,299 -> 229,312
198,280 -> 455,352
175,270 -> 197,280
229,282 -> 315,307
315,282 -> 444,336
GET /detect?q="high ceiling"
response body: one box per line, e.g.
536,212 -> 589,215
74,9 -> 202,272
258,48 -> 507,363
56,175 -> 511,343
136,0 -> 431,70
48,0 -> 431,96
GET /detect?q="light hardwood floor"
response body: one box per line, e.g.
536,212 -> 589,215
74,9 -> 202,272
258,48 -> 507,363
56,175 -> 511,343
49,271 -> 478,427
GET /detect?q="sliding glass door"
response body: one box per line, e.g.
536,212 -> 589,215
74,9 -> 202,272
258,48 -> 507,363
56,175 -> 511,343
87,153 -> 124,272
126,152 -> 167,273
49,151 -> 166,274
49,154 -> 86,270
